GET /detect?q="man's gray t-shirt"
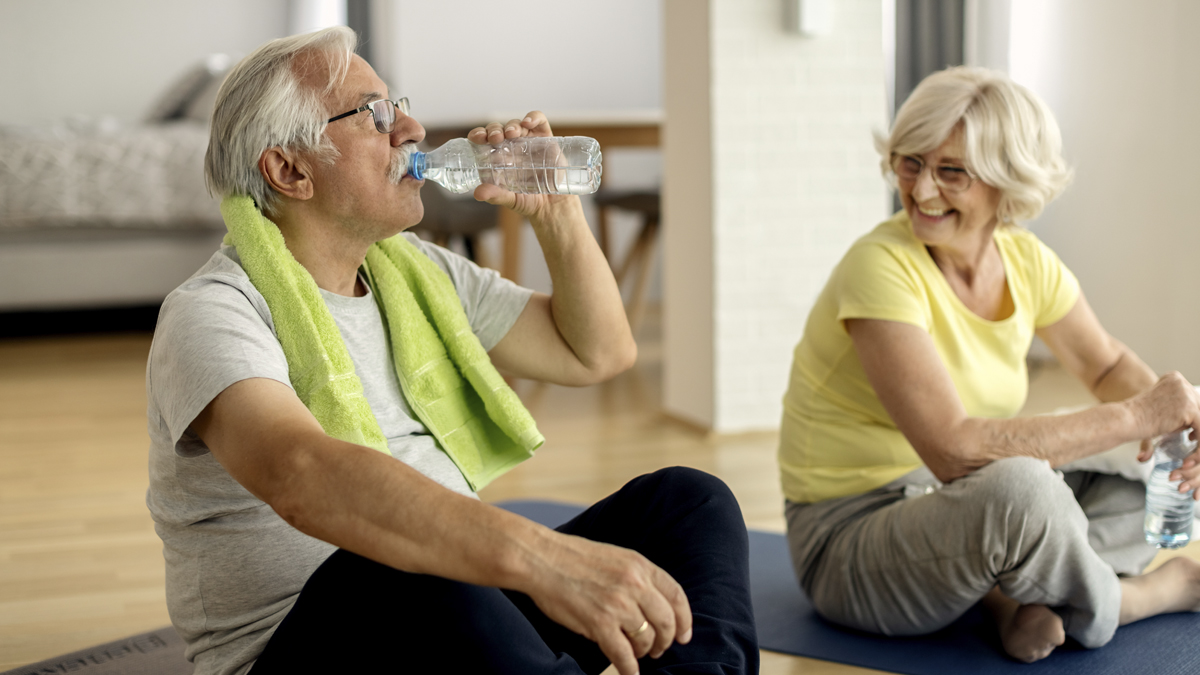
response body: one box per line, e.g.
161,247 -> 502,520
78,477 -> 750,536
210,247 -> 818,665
145,233 -> 533,675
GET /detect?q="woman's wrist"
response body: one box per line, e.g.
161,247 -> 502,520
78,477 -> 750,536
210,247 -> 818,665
1114,397 -> 1149,443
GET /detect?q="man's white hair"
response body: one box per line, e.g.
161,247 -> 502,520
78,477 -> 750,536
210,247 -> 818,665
204,26 -> 356,214
877,66 -> 1073,225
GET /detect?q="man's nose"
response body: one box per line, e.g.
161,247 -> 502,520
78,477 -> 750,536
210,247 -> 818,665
392,112 -> 425,147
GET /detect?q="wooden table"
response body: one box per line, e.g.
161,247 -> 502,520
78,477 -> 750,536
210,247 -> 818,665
423,115 -> 661,282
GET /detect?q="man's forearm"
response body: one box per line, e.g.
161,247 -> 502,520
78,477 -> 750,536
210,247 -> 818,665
529,198 -> 635,375
271,433 -> 548,588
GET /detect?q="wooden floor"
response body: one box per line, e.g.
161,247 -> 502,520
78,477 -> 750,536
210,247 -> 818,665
0,311 -> 1195,673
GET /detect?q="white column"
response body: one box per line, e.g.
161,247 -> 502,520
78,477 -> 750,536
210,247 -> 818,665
663,0 -> 717,428
288,0 -> 347,36
663,0 -> 890,432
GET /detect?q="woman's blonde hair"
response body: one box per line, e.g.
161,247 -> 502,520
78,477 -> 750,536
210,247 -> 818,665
876,66 -> 1073,224
204,26 -> 356,214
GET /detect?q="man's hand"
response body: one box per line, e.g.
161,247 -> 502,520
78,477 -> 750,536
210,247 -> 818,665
521,530 -> 693,675
466,111 -> 580,225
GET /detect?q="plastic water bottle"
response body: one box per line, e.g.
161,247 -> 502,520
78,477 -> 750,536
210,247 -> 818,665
1144,428 -> 1197,548
409,136 -> 602,195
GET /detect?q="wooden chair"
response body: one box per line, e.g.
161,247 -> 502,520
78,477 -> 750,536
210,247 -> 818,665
594,190 -> 660,333
412,181 -> 499,268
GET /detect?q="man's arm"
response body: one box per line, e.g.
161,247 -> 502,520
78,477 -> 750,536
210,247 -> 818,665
471,112 -> 637,386
192,377 -> 690,674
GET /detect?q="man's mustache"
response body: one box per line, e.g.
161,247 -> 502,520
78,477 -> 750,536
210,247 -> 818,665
388,142 -> 419,184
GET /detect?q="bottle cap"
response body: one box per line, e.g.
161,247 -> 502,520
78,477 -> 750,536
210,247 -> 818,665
1156,428 -> 1198,461
408,151 -> 426,181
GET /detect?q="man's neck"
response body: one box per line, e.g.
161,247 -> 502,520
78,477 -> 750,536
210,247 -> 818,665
271,210 -> 373,298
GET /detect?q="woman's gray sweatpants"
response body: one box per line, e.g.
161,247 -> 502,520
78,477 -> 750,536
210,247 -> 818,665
785,456 -> 1158,648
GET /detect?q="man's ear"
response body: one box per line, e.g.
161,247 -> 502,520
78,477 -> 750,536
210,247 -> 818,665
259,147 -> 314,201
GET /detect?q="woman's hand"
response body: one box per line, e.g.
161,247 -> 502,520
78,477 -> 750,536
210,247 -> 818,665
1128,372 -> 1200,497
465,111 -> 579,225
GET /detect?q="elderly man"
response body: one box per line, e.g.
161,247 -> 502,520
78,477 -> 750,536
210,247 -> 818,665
145,26 -> 756,675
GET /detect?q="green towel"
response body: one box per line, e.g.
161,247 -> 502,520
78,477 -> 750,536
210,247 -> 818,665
220,195 -> 543,491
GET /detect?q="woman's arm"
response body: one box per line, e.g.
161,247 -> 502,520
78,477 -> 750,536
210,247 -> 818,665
1036,293 -> 1157,403
847,316 -> 1200,483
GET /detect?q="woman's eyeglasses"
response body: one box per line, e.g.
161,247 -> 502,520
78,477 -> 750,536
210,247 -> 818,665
890,154 -> 977,193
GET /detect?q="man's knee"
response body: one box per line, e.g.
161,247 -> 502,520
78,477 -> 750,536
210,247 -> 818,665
640,466 -> 739,511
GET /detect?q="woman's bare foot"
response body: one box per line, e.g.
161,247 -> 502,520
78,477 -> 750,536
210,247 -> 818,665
983,588 -> 1065,663
1120,557 -> 1200,625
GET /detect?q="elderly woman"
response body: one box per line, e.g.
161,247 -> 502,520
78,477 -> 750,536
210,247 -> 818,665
779,66 -> 1200,663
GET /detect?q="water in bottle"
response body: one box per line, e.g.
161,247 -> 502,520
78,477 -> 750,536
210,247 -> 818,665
409,136 -> 602,195
1144,428 -> 1197,548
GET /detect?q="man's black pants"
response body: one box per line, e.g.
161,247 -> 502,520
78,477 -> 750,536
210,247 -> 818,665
248,466 -> 759,674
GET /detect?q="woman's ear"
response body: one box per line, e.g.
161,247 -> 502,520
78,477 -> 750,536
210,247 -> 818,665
259,147 -> 314,201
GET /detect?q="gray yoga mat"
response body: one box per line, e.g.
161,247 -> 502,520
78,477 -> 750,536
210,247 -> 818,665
1,625 -> 191,675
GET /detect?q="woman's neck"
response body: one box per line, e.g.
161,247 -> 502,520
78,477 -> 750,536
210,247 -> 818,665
927,224 -> 1013,321
926,223 -> 999,288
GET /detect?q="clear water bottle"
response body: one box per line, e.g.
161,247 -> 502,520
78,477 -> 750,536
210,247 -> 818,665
408,136 -> 602,195
1144,428 -> 1197,548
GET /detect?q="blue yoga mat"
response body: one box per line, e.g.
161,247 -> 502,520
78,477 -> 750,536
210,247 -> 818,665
498,499 -> 1200,675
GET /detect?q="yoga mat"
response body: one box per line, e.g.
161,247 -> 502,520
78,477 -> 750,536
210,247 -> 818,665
498,499 -> 1200,675
0,626 -> 191,675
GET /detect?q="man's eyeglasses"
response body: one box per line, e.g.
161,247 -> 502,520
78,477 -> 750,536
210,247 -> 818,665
327,97 -> 410,134
890,153 -> 977,193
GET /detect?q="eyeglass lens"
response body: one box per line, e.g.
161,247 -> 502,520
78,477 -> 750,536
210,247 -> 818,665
369,98 -> 410,134
891,155 -> 972,192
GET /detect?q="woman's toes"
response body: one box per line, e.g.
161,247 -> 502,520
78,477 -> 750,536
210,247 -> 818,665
1001,604 -> 1064,663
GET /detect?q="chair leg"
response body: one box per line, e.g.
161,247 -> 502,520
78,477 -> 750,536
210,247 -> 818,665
470,234 -> 494,271
625,218 -> 659,334
499,207 -> 523,283
598,205 -> 613,269
614,220 -> 652,287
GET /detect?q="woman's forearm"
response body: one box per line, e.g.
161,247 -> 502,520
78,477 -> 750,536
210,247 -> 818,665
943,401 -> 1141,478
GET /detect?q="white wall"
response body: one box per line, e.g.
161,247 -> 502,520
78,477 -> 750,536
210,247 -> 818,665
664,0 -> 890,432
370,0 -> 665,297
374,0 -> 661,126
0,0 -> 288,126
1007,0 -> 1200,380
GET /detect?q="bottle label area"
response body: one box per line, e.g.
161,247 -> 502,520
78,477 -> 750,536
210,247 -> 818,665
1145,460 -> 1195,549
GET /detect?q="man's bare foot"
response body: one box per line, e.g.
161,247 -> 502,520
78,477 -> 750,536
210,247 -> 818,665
983,588 -> 1065,663
1120,557 -> 1200,625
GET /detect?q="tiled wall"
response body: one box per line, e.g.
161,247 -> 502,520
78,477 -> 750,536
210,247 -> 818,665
665,0 -> 890,432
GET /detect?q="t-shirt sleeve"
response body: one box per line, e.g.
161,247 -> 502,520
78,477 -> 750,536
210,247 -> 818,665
834,241 -> 930,331
1027,235 -> 1081,328
405,233 -> 534,351
147,274 -> 292,455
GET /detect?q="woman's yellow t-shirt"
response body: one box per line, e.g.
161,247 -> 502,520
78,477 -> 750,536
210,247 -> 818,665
778,212 -> 1081,503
